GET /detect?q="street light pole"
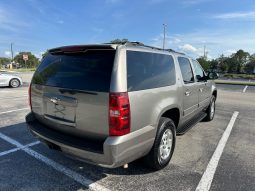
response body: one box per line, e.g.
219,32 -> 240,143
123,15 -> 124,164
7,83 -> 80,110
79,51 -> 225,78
163,24 -> 167,50
10,43 -> 14,62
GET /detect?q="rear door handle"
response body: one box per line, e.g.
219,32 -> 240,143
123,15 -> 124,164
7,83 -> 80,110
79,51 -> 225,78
199,88 -> 203,92
185,91 -> 191,96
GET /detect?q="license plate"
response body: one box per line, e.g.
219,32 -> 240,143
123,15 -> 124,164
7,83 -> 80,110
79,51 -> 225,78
45,102 -> 76,122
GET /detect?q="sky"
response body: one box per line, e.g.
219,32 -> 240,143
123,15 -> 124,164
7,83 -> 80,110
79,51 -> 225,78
0,0 -> 255,60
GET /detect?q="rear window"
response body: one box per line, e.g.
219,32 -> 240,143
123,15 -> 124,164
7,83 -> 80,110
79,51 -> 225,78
127,51 -> 176,91
32,50 -> 115,92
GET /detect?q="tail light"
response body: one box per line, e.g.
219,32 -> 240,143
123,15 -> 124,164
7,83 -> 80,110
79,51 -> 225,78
109,92 -> 130,136
28,83 -> 32,110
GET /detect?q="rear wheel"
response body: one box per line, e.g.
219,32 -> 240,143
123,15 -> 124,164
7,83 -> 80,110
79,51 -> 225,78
144,117 -> 176,170
203,95 -> 216,121
9,78 -> 20,88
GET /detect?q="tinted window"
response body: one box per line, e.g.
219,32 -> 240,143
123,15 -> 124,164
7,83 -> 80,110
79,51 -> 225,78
127,51 -> 176,91
192,60 -> 205,81
178,57 -> 194,84
32,50 -> 115,92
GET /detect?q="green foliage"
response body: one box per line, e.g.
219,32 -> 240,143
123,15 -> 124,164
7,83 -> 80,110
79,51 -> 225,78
41,51 -> 48,59
223,73 -> 255,80
232,50 -> 250,73
14,52 -> 39,68
197,50 -> 254,74
110,38 -> 129,44
209,59 -> 218,71
197,57 -> 210,71
217,54 -> 228,73
0,57 -> 10,68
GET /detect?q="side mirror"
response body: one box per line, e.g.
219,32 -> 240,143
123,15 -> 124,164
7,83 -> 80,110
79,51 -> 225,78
196,75 -> 206,82
207,72 -> 219,80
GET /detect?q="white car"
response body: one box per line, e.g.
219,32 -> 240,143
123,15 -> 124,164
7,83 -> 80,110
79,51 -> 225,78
0,72 -> 23,88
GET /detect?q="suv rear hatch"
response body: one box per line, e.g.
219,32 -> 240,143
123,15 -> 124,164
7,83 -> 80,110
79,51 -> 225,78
31,45 -> 116,140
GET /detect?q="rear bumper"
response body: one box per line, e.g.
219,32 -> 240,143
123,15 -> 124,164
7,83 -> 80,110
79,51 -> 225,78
26,112 -> 155,168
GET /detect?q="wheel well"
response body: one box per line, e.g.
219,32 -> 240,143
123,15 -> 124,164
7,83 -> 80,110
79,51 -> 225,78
213,90 -> 217,100
161,108 -> 180,128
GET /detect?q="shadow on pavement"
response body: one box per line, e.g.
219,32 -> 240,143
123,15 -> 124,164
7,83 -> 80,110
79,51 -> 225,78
0,122 -> 154,181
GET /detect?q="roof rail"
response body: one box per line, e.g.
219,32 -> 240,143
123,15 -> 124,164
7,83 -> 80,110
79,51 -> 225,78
124,42 -> 185,55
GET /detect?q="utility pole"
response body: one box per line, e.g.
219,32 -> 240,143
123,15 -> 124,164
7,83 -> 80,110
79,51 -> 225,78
163,24 -> 167,50
203,45 -> 207,60
10,43 -> 14,69
10,43 -> 14,62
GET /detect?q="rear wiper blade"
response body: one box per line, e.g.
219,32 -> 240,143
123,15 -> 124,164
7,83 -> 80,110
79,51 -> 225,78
59,88 -> 98,95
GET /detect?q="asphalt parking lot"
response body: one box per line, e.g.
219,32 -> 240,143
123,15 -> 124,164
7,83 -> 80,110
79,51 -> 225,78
0,84 -> 254,191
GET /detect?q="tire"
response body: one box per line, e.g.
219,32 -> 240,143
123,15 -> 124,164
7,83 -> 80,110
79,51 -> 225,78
144,117 -> 176,170
9,78 -> 20,88
203,95 -> 216,122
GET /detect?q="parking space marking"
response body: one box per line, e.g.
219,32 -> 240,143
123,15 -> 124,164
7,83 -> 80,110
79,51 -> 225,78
0,108 -> 29,115
196,111 -> 239,191
0,141 -> 40,157
0,95 -> 27,100
243,85 -> 248,93
0,132 -> 110,191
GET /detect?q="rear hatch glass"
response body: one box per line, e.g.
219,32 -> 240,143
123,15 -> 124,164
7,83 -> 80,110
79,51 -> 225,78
32,50 -> 116,92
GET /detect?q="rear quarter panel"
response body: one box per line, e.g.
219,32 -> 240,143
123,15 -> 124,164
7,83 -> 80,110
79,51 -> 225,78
128,85 -> 182,135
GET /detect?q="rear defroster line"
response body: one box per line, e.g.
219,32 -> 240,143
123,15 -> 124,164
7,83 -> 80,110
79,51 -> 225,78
0,132 -> 111,191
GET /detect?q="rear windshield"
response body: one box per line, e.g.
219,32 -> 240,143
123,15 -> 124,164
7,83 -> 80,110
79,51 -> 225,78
32,50 -> 116,92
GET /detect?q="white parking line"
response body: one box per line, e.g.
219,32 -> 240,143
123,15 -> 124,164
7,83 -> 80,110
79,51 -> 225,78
0,108 -> 29,115
0,95 -> 27,100
0,141 -> 40,157
243,85 -> 248,93
0,132 -> 110,191
196,111 -> 239,191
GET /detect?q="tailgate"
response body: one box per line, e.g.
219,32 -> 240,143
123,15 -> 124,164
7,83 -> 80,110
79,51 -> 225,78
31,48 -> 116,140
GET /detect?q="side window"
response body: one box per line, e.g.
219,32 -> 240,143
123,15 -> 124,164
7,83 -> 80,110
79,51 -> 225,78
127,51 -> 176,91
178,57 -> 194,84
192,60 -> 205,81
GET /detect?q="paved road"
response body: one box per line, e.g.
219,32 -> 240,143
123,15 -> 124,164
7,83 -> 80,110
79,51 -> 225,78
0,85 -> 254,191
217,83 -> 255,93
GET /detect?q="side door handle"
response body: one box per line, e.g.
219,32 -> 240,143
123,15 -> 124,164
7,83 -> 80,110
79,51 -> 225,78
185,91 -> 191,96
199,88 -> 203,92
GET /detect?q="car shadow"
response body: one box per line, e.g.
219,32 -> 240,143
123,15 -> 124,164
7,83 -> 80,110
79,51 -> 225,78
0,122 -> 155,183
0,82 -> 29,88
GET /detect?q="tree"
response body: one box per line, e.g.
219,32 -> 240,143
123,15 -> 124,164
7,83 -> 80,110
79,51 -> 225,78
197,57 -> 210,71
41,51 -> 48,58
110,38 -> 129,44
14,52 -> 39,68
217,54 -> 228,73
231,50 -> 250,73
208,59 -> 218,71
245,56 -> 255,74
0,57 -> 10,68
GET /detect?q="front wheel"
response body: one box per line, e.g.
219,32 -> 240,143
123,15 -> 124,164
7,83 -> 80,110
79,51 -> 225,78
143,117 -> 176,170
203,95 -> 216,122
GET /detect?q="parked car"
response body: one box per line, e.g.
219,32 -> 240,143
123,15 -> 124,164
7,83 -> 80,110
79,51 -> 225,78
0,72 -> 23,88
26,42 -> 218,170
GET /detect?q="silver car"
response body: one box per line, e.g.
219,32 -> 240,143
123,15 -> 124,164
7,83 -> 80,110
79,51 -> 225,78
26,42 -> 218,170
0,72 -> 23,88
